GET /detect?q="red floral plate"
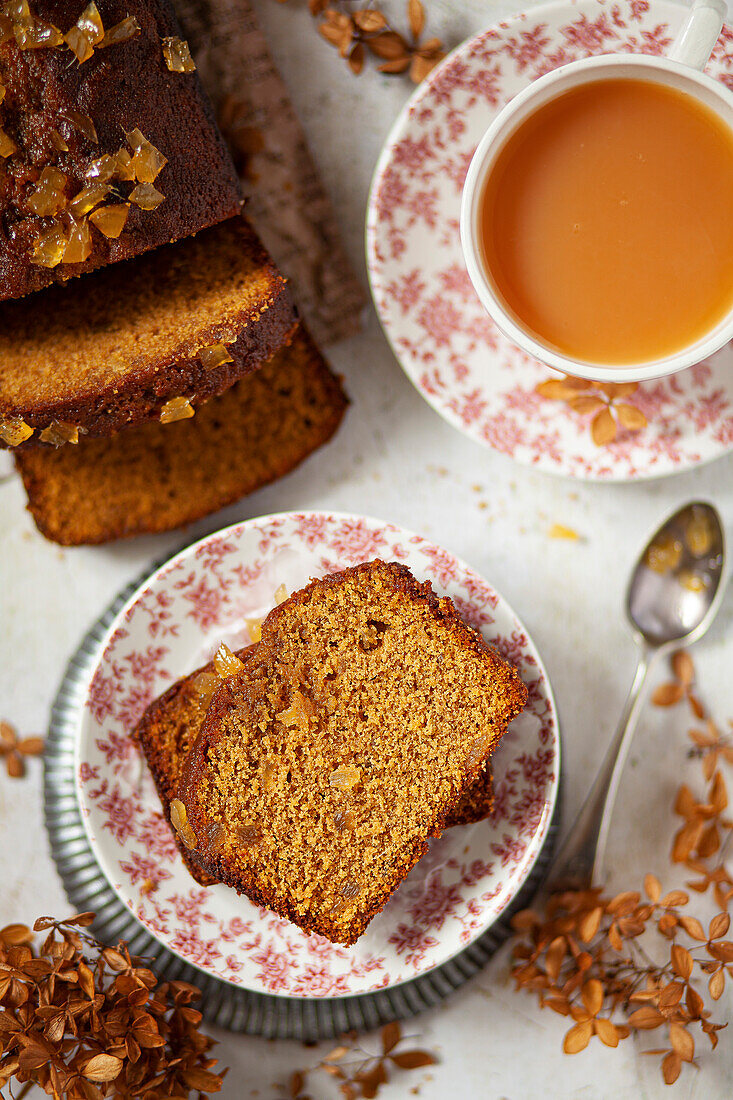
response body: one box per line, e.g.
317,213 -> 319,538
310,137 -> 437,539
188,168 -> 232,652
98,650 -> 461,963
76,512 -> 559,998
366,0 -> 733,480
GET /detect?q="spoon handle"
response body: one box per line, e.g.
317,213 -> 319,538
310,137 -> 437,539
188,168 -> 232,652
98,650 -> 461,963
546,644 -> 656,891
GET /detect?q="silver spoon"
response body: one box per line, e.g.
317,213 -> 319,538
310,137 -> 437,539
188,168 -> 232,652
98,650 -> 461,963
548,500 -> 727,891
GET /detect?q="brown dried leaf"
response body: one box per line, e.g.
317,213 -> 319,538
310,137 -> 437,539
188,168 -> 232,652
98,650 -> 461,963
615,403 -> 647,431
669,1021 -> 694,1062
578,907 -> 602,943
627,1006 -> 665,1029
581,979 -> 603,1017
709,968 -> 725,1000
660,890 -> 689,908
353,9 -> 387,32
594,1017 -> 619,1047
408,0 -> 425,38
662,1050 -> 682,1085
569,395 -> 606,415
390,1050 -> 437,1069
671,650 -> 694,687
367,30 -> 408,59
82,1054 -> 123,1082
658,981 -> 684,1008
710,912 -> 730,939
535,377 -> 590,400
591,406 -> 617,446
670,944 -> 693,980
381,1020 -> 401,1055
644,873 -> 661,902
652,682 -> 685,707
563,1020 -> 593,1053
679,915 -> 706,941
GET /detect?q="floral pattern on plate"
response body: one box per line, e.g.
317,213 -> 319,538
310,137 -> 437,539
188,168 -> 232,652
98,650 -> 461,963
366,0 -> 733,480
77,512 -> 559,997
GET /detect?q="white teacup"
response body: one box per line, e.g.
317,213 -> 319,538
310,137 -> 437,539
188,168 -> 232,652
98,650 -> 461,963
460,0 -> 733,384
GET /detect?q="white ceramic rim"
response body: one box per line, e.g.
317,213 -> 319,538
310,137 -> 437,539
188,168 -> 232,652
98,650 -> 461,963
460,52 -> 733,383
73,510 -> 561,995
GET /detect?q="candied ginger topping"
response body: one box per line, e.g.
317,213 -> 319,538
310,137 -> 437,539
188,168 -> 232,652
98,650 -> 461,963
277,689 -> 317,731
170,799 -> 197,850
0,417 -> 33,446
200,343 -> 234,371
39,421 -> 80,446
329,765 -> 361,791
214,644 -> 244,679
159,397 -> 195,424
191,671 -> 220,706
162,36 -> 196,73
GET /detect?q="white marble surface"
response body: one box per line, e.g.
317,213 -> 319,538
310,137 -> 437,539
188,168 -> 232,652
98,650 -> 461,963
1,0 -> 732,1096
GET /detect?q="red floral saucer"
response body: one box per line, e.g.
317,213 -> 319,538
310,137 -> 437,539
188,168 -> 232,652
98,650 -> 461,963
75,512 -> 559,998
366,0 -> 733,480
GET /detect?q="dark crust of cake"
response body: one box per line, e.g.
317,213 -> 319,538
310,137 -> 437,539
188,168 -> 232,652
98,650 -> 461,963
442,764 -> 494,829
14,326 -> 348,544
2,220 -> 297,443
180,561 -> 528,944
0,0 -> 242,301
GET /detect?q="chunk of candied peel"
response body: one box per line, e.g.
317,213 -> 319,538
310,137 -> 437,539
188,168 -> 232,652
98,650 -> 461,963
330,765 -> 361,791
214,644 -> 244,679
200,343 -> 234,371
89,204 -> 129,239
159,397 -> 194,424
162,36 -> 196,73
0,418 -> 33,446
170,799 -> 198,850
39,421 -> 80,446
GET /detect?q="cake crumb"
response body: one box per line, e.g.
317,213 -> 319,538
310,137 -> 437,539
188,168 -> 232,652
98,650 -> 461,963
548,523 -> 581,541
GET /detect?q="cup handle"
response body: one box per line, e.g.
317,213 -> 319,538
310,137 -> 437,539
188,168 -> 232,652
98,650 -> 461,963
668,0 -> 727,70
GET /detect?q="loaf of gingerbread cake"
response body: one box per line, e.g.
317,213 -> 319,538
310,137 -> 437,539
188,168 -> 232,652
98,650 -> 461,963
0,0 -> 242,301
14,326 -> 347,543
175,562 -> 527,943
0,216 -> 296,446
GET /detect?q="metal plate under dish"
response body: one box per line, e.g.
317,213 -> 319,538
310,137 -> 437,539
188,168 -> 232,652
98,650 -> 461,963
44,562 -> 561,1040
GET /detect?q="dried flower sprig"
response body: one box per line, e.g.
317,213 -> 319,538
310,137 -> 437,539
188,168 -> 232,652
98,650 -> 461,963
535,376 -> 648,446
0,913 -> 224,1098
282,1 -> 445,83
0,721 -> 43,779
277,1022 -> 436,1099
511,649 -> 732,1086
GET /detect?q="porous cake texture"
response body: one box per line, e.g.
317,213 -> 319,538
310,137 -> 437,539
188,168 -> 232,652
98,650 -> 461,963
178,562 -> 527,943
15,325 -> 347,544
135,642 -> 497,887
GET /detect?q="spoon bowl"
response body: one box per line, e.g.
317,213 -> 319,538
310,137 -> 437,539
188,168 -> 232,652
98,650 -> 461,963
627,502 -> 726,648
